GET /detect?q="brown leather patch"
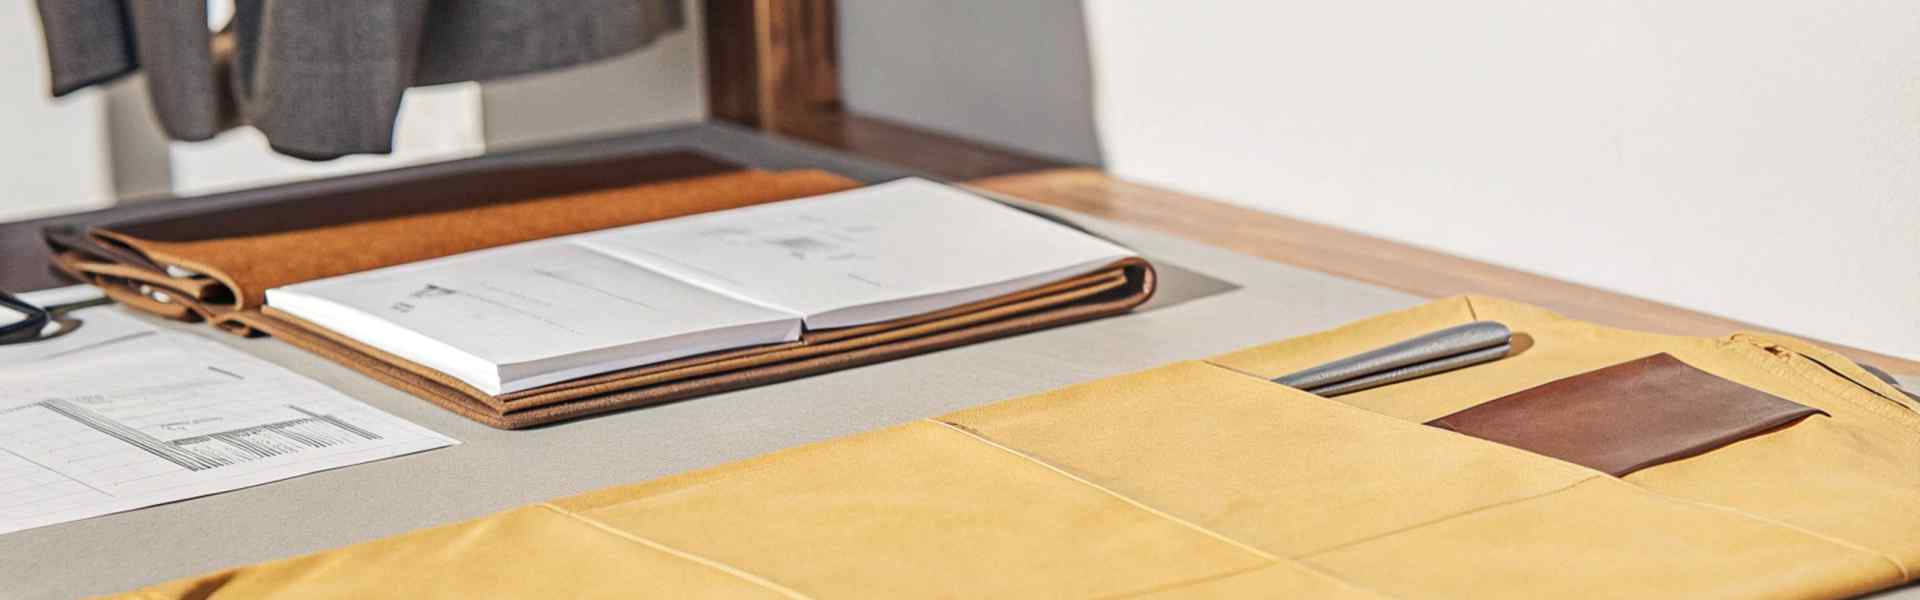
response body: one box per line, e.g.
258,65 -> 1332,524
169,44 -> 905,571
1427,353 -> 1824,476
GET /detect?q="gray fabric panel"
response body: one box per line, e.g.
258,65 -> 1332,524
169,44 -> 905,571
36,1 -> 685,159
416,0 -> 684,85
233,0 -> 432,158
126,0 -> 217,141
35,0 -> 137,95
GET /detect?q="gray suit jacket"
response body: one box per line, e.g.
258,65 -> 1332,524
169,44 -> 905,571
37,0 -> 684,160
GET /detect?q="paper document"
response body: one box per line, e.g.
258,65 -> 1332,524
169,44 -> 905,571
267,177 -> 1137,395
267,242 -> 801,395
0,308 -> 455,536
579,178 -> 1136,328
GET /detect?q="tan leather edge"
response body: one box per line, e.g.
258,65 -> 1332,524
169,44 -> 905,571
98,169 -> 857,312
97,229 -> 268,314
489,262 -> 1154,428
240,309 -> 511,426
46,223 -> 162,271
248,259 -> 1154,429
54,252 -> 277,335
94,278 -> 198,321
69,255 -> 224,300
48,250 -> 88,281
505,268 -> 1134,411
52,252 -> 204,323
255,262 -> 1136,409
72,170 -> 863,332
508,264 -> 1135,402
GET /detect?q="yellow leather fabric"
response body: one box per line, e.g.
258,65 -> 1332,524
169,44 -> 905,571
115,296 -> 1920,599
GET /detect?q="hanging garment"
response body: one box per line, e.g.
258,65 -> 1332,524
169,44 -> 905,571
35,0 -> 684,160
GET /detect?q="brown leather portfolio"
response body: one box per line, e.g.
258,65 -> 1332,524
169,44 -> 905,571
45,151 -> 805,334
42,153 -> 1157,428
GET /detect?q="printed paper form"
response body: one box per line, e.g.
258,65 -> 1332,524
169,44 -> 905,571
0,309 -> 455,536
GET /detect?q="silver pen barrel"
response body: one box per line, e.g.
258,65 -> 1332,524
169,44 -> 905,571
1272,320 -> 1512,394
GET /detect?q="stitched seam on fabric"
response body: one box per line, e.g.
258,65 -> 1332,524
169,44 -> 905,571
1198,359 -> 1268,381
1757,345 -> 1920,427
1778,352 -> 1920,430
1732,334 -> 1920,414
1092,562 -> 1276,600
1727,343 -> 1920,436
568,458 -> 791,513
1797,351 -> 1920,415
1295,475 -> 1602,560
1627,489 -> 1912,582
573,424 -> 933,513
1634,350 -> 1920,577
534,503 -> 814,600
1293,559 -> 1402,600
1194,361 -> 1615,479
1092,560 -> 1402,600
922,418 -> 1280,561
1237,339 -> 1909,580
1725,341 -> 1919,429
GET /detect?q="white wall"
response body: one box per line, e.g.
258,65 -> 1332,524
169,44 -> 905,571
3,1 -> 114,221
1085,1 -> 1920,360
839,0 -> 1103,164
482,0 -> 707,150
168,83 -> 485,196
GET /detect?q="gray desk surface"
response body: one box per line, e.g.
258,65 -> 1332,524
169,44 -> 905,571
2,124 -> 1914,599
0,204 -> 1429,598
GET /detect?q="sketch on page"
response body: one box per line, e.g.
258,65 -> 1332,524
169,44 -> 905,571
698,217 -> 879,263
266,242 -> 802,394
261,178 -> 1135,395
0,313 -> 455,536
578,178 -> 1136,328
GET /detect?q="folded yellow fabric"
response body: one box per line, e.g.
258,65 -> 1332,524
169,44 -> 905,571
115,296 -> 1920,599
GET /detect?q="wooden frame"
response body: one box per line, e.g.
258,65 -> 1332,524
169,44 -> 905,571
703,0 -> 842,131
701,0 -> 1067,180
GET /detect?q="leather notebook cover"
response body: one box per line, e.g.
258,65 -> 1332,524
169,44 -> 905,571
43,153 -> 1157,428
246,257 -> 1153,429
47,155 -> 860,334
48,151 -> 739,275
1426,353 -> 1825,476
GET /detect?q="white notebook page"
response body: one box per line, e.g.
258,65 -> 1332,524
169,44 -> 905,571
0,311 -> 455,536
267,242 -> 801,394
577,178 -> 1136,329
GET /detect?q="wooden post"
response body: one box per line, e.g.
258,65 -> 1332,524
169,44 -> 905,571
704,0 -> 841,131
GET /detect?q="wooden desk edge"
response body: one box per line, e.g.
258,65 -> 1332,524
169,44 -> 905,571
970,168 -> 1920,377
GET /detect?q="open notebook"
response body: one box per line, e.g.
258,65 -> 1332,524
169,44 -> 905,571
266,178 -> 1137,395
